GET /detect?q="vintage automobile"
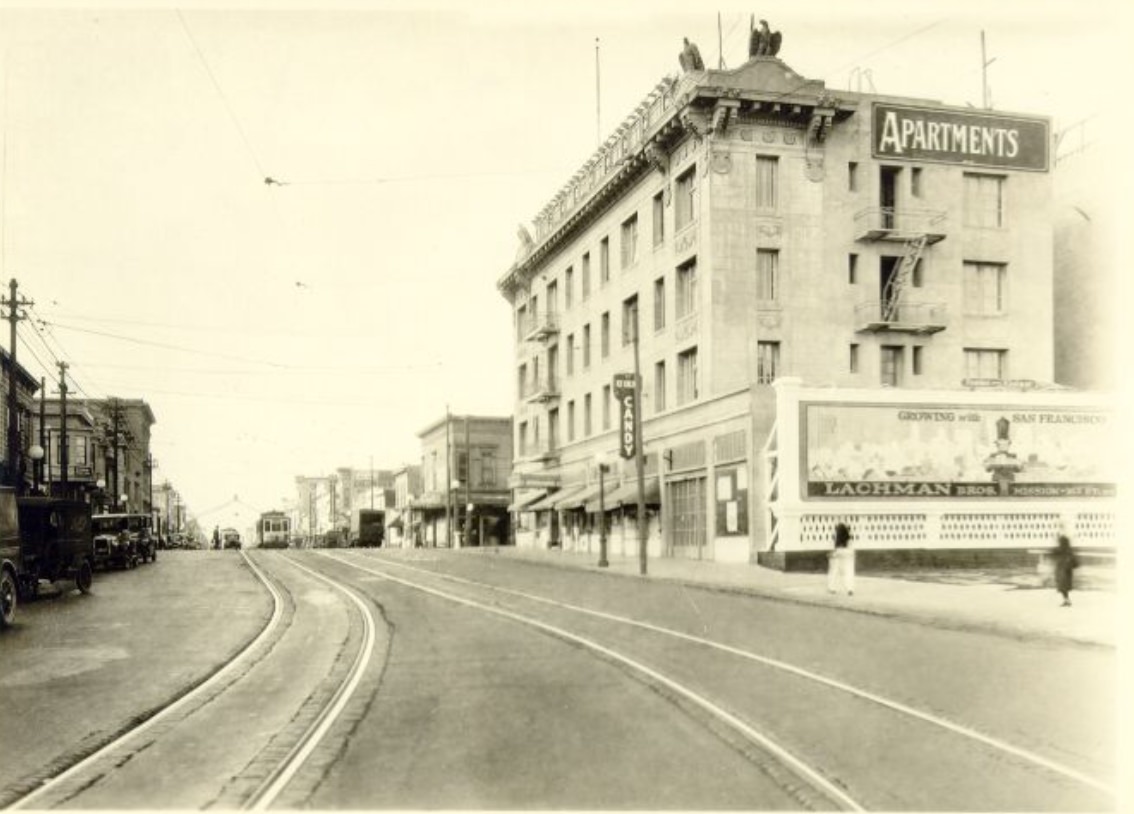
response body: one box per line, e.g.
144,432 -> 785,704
16,497 -> 95,599
221,528 -> 242,550
1,488 -> 20,627
92,513 -> 157,569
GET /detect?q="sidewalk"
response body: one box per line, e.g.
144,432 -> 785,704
475,546 -> 1119,649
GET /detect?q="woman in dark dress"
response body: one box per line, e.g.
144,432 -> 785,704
1052,534 -> 1079,607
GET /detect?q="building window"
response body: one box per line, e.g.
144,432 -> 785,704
848,254 -> 858,285
548,408 -> 559,451
963,173 -> 1005,228
911,259 -> 924,288
583,324 -> 592,368
965,348 -> 1006,380
756,341 -> 780,384
652,191 -> 665,246
602,384 -> 612,430
584,393 -> 593,437
565,333 -> 574,376
964,261 -> 1007,314
621,213 -> 639,268
911,167 -> 923,198
516,304 -> 527,341
480,450 -> 496,486
849,343 -> 859,373
517,363 -> 527,398
601,312 -> 611,358
912,346 -> 924,375
622,295 -> 639,345
676,258 -> 698,319
675,165 -> 697,230
458,452 -> 468,483
848,161 -> 858,192
653,276 -> 666,331
600,236 -> 611,284
654,360 -> 667,413
756,155 -> 778,209
677,347 -> 699,405
756,249 -> 779,301
567,400 -> 576,443
518,421 -> 528,456
582,252 -> 591,300
546,280 -> 558,315
564,266 -> 574,309
880,345 -> 904,387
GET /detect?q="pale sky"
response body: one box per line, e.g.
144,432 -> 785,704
0,0 -> 1124,529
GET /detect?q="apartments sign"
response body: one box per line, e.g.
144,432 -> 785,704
872,103 -> 1049,171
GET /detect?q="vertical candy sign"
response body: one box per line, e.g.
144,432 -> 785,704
613,373 -> 637,460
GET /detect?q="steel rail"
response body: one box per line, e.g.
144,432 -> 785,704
9,551 -> 285,810
331,550 -> 1116,799
315,550 -> 864,811
242,554 -> 377,811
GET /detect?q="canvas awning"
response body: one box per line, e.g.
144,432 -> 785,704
558,482 -> 603,510
526,484 -> 584,512
587,477 -> 661,512
507,490 -> 548,513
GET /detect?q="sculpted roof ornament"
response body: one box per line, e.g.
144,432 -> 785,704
678,37 -> 705,73
748,17 -> 783,58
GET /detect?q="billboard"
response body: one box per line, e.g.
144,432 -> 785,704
803,402 -> 1115,499
872,103 -> 1049,171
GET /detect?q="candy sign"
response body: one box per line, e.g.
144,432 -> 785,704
613,373 -> 638,460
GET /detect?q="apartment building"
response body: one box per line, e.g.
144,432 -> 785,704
498,38 -> 1112,566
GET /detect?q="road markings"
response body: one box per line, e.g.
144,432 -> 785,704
316,551 -> 864,812
337,551 -> 1115,799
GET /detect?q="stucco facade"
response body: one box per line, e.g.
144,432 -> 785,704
499,48 -> 1092,565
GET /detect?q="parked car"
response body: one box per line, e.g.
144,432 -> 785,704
92,513 -> 156,569
16,497 -> 95,599
1,488 -> 21,627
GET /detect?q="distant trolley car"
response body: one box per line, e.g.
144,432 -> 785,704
257,511 -> 291,549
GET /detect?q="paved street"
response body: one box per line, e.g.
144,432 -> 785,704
1,547 -> 1118,810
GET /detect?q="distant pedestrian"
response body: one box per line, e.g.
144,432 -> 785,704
1051,534 -> 1080,607
212,526 -> 220,550
827,522 -> 855,595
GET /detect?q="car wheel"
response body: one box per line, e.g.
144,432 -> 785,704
126,555 -> 136,570
77,560 -> 94,594
0,570 -> 17,627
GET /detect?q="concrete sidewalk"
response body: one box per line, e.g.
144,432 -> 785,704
474,546 -> 1119,648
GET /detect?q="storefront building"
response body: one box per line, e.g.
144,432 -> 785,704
497,34 -> 1112,565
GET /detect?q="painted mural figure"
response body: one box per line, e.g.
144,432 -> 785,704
827,522 -> 855,595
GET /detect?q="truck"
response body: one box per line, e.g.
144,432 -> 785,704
355,509 -> 385,548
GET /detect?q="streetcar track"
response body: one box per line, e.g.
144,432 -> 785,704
6,552 -> 287,810
325,550 -> 1115,799
313,550 -> 864,811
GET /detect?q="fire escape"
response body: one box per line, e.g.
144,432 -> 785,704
853,207 -> 948,334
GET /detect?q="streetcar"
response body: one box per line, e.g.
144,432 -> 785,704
257,511 -> 291,549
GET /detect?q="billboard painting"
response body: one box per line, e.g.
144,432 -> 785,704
803,403 -> 1115,499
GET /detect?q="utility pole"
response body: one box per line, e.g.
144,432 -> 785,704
445,405 -> 452,548
58,362 -> 69,498
464,414 -> 472,546
595,38 -> 601,147
38,376 -> 46,492
981,30 -> 996,109
632,315 -> 647,576
2,279 -> 32,490
110,397 -> 120,510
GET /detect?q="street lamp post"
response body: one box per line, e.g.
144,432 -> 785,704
595,453 -> 610,568
96,478 -> 106,513
29,444 -> 44,495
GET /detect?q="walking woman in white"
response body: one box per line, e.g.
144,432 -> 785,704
827,522 -> 855,595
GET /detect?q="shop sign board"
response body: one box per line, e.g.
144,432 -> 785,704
802,402 -> 1115,499
613,373 -> 638,460
873,103 -> 1049,171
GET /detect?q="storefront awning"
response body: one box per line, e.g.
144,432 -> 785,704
526,484 -> 584,512
558,482 -> 603,510
587,477 -> 661,512
507,490 -> 548,513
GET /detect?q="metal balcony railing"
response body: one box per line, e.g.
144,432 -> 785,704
854,300 -> 948,335
522,377 -> 560,403
521,311 -> 560,342
854,207 -> 948,244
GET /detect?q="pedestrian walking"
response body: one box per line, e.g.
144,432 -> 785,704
212,526 -> 220,550
827,522 -> 855,595
1052,533 -> 1080,607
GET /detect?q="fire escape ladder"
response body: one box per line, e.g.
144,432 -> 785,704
881,234 -> 928,322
